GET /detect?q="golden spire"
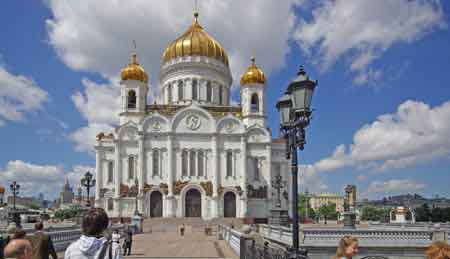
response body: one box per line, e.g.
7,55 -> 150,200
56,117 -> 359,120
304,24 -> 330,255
121,41 -> 149,83
240,56 -> 266,85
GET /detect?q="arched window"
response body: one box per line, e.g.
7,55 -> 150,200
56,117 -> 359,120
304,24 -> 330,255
226,150 -> 233,177
189,151 -> 196,176
107,161 -> 114,183
251,93 -> 259,112
168,83 -> 172,103
206,81 -> 212,102
152,150 -> 159,176
178,80 -> 184,101
128,156 -> 134,179
192,79 -> 198,100
218,85 -> 223,105
253,157 -> 259,181
107,198 -> 114,211
182,150 -> 188,176
198,151 -> 204,177
127,90 -> 136,109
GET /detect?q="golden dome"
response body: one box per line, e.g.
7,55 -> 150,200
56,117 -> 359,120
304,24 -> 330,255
121,53 -> 148,83
162,12 -> 229,66
0,186 -> 4,194
240,57 -> 266,85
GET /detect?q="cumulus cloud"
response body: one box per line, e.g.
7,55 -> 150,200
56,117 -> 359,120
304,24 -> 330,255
69,79 -> 119,153
46,0 -> 298,87
304,99 -> 450,175
367,179 -> 426,194
294,0 -> 445,85
0,66 -> 49,124
0,160 -> 93,200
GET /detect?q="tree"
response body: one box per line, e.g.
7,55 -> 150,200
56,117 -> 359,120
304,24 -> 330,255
361,206 -> 389,221
318,203 -> 338,224
415,203 -> 431,222
431,207 -> 443,222
298,194 -> 316,221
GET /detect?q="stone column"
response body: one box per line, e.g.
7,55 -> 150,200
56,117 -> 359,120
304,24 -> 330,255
166,134 -> 175,217
114,141 -> 121,217
138,133 -> 145,213
240,136 -> 248,218
266,144 -> 272,213
211,135 -> 219,218
94,148 -> 102,207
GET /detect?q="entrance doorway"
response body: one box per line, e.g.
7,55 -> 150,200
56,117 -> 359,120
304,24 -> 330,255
150,191 -> 163,217
224,192 -> 236,217
185,189 -> 201,217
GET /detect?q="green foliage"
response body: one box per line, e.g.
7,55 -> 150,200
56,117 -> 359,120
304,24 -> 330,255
361,206 -> 389,221
298,194 -> 316,220
317,203 -> 338,222
415,203 -> 432,222
408,204 -> 450,223
54,207 -> 82,220
27,203 -> 41,210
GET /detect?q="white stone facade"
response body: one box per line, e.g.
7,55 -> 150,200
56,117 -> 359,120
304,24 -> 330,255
94,20 -> 290,220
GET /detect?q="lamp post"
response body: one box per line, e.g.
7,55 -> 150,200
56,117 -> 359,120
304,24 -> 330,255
81,171 -> 96,207
9,181 -> 21,226
276,66 -> 317,259
133,178 -> 139,216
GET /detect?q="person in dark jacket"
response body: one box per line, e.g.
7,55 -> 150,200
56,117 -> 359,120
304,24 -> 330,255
28,222 -> 58,259
122,227 -> 133,256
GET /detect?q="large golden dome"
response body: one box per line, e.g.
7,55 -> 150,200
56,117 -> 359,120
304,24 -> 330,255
121,53 -> 148,83
162,13 -> 229,66
240,57 -> 266,85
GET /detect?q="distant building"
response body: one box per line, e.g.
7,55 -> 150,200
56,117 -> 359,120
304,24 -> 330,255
360,193 -> 450,210
390,206 -> 415,224
0,185 -> 5,205
309,193 -> 345,213
6,196 -> 41,208
59,177 -> 75,205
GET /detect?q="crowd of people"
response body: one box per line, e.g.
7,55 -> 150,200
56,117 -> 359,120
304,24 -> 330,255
0,208 -> 134,259
1,207 -> 449,259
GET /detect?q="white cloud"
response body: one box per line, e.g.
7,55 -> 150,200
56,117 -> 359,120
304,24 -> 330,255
0,66 -> 49,124
46,0 -> 298,88
367,179 -> 426,194
0,160 -> 94,200
294,0 -> 445,85
304,99 -> 450,175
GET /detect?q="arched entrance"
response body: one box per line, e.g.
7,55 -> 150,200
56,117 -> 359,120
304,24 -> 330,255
150,191 -> 163,217
224,192 -> 236,218
185,189 -> 201,217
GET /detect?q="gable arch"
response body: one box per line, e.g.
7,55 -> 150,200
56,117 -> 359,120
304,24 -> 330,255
246,126 -> 271,143
141,112 -> 170,133
216,115 -> 245,134
171,105 -> 216,133
117,121 -> 139,141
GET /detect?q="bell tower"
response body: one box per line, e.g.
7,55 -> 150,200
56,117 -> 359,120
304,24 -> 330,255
240,57 -> 267,127
119,47 -> 149,125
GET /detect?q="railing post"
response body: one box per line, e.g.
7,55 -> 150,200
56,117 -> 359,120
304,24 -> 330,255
240,234 -> 247,259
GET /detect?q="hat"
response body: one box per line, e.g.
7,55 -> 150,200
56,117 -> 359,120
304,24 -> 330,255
6,224 -> 17,234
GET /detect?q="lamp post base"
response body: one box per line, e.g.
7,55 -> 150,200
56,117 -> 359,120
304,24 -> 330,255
343,211 -> 356,229
269,208 -> 289,226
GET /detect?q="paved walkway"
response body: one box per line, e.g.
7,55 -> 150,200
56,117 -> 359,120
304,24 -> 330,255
125,221 -> 238,259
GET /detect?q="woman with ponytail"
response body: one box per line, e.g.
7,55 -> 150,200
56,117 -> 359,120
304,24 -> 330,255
334,236 -> 359,259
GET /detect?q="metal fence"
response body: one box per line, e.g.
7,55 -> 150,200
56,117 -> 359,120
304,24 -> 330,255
242,240 -> 290,259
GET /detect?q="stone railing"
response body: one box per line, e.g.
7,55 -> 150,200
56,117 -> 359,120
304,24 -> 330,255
260,224 -> 438,248
27,225 -> 126,252
218,224 -> 245,256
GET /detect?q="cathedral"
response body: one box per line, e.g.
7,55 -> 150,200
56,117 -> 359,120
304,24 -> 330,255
94,12 -> 290,219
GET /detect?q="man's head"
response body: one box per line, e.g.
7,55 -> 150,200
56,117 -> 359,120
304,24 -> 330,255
4,239 -> 33,259
35,222 -> 44,231
82,208 -> 109,237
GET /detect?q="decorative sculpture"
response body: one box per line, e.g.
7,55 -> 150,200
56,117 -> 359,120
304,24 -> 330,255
120,184 -> 129,197
173,180 -> 189,195
200,181 -> 213,196
247,184 -> 267,199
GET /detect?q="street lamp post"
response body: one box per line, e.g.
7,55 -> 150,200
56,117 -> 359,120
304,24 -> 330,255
276,66 -> 317,259
134,178 -> 139,216
81,171 -> 96,207
9,181 -> 21,226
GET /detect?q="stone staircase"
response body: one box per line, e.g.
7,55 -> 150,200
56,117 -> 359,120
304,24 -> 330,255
142,217 -> 243,233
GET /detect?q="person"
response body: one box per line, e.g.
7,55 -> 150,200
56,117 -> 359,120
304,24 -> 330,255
28,222 -> 58,259
64,208 -> 111,259
426,241 -> 450,259
180,224 -> 185,237
111,230 -> 122,259
334,235 -> 358,259
3,239 -> 33,259
122,228 -> 132,256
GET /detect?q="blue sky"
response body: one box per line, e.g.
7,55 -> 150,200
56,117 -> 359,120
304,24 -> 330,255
0,0 -> 449,200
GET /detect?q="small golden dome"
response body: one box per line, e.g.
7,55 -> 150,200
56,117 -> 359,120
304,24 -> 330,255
121,53 -> 148,83
240,57 -> 266,85
162,12 -> 229,66
0,186 -> 4,194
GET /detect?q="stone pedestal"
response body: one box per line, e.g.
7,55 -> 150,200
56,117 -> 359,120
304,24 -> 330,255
269,208 -> 289,226
343,211 -> 356,229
